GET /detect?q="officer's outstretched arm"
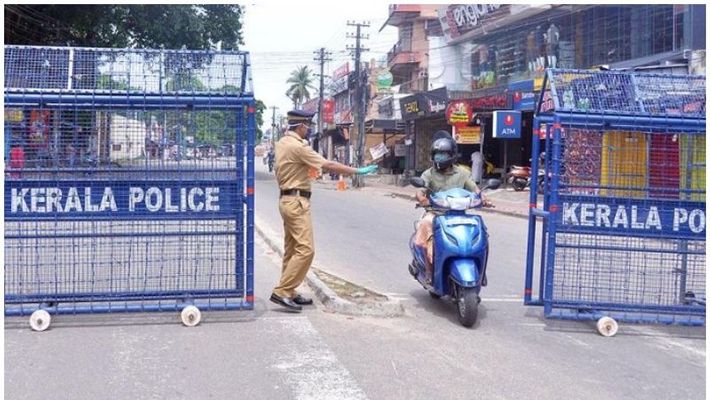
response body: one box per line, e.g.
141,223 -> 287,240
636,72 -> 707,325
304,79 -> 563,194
322,160 -> 358,176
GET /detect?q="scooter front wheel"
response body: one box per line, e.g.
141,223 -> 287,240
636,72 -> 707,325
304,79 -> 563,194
456,287 -> 479,328
429,291 -> 441,299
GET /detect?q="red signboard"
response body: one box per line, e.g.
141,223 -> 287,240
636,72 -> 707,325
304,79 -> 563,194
332,62 -> 350,80
446,100 -> 472,128
323,99 -> 335,124
471,94 -> 507,110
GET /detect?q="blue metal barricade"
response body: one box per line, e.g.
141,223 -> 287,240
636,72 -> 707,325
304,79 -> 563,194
4,45 -> 255,321
525,69 -> 705,329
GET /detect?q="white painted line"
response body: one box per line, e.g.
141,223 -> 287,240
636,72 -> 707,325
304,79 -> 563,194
270,317 -> 368,400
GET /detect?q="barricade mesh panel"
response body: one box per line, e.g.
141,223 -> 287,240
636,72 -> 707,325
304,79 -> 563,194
5,46 -> 252,95
545,69 -> 706,117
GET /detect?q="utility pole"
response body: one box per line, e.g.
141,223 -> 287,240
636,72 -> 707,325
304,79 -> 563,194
346,21 -> 370,187
313,47 -> 332,155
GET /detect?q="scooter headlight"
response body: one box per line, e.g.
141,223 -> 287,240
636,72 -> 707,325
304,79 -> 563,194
446,197 -> 471,210
432,196 -> 482,210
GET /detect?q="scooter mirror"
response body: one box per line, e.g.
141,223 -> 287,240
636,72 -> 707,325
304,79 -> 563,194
410,177 -> 426,188
483,178 -> 502,190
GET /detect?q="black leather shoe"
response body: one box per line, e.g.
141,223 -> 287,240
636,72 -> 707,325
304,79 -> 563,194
293,294 -> 313,305
270,293 -> 302,312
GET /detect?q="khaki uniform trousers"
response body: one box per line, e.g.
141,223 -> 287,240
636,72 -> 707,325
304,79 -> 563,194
273,195 -> 315,298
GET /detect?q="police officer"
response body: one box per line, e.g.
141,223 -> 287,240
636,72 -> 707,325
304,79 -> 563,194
270,109 -> 377,312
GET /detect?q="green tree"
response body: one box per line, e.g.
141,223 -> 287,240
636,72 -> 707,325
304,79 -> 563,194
4,5 -> 243,50
255,100 -> 266,143
285,66 -> 315,108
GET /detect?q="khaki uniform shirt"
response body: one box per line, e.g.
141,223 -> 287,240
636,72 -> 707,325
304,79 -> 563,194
275,131 -> 327,190
421,165 -> 479,193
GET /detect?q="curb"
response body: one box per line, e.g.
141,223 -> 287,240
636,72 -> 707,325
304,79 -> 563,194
254,215 -> 405,317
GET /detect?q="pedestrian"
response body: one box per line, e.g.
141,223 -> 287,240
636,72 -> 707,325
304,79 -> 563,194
271,109 -> 377,312
470,150 -> 483,184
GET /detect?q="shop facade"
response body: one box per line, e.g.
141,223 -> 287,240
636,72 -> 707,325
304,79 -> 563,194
399,86 -> 450,173
436,4 -> 706,178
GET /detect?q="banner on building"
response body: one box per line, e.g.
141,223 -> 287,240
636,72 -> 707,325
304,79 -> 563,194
453,125 -> 481,144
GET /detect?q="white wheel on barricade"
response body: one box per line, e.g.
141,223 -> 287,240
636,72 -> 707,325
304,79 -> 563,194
596,316 -> 618,337
180,305 -> 202,327
29,310 -> 51,332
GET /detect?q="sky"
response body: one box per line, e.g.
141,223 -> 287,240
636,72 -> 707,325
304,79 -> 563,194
241,1 -> 399,129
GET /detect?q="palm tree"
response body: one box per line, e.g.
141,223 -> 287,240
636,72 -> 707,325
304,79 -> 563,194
285,66 -> 315,109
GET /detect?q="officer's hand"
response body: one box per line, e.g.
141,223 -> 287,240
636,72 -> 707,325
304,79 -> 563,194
356,165 -> 378,175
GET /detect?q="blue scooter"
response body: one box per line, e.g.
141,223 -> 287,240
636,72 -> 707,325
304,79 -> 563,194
408,177 -> 500,327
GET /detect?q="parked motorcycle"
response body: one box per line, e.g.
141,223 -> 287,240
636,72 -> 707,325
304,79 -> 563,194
507,153 -> 546,193
408,177 -> 501,327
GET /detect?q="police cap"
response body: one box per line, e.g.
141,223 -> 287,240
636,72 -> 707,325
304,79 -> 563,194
287,109 -> 315,125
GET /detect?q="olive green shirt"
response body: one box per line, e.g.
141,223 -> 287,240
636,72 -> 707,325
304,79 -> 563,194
421,165 -> 479,194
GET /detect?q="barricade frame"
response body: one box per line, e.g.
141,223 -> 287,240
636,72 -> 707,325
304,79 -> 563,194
4,45 -> 256,318
524,69 -> 705,328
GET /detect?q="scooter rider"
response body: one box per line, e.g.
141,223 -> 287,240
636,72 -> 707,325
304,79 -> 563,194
414,131 -> 491,283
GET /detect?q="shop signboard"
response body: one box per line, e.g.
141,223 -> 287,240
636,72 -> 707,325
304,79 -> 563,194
330,62 -> 350,95
492,111 -> 521,139
373,68 -> 394,94
509,80 -> 536,111
399,87 -> 449,120
323,99 -> 335,124
302,98 -> 319,114
399,95 -> 421,120
453,125 -> 481,144
470,93 -> 508,111
446,100 -> 472,128
438,5 -> 509,42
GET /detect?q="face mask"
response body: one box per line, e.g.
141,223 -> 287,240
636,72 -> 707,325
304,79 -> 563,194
434,153 -> 449,163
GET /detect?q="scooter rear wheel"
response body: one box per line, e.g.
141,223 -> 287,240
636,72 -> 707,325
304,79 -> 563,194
456,287 -> 479,328
429,292 -> 441,299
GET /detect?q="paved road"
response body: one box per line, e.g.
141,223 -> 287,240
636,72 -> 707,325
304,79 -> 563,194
4,158 -> 705,400
253,158 -> 706,400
